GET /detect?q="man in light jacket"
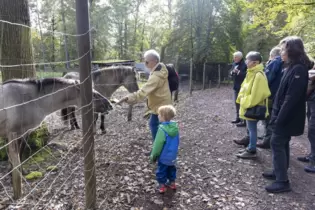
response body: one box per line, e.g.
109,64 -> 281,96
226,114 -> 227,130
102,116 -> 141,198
118,50 -> 172,152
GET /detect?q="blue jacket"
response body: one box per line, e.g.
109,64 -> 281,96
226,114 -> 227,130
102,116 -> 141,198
264,56 -> 283,99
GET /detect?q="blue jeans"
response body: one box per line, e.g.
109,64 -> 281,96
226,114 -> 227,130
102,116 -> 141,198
156,162 -> 177,184
149,114 -> 159,141
246,120 -> 258,151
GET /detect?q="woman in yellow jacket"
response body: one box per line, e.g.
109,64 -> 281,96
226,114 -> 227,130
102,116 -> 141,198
236,51 -> 271,159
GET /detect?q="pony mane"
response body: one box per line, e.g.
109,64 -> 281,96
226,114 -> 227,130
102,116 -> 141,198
92,65 -> 136,79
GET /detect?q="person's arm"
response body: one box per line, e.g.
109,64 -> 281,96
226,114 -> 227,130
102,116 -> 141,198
126,74 -> 160,104
276,66 -> 308,125
240,73 -> 270,109
150,128 -> 166,162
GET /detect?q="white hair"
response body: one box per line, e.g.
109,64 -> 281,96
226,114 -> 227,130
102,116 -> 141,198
144,49 -> 160,62
270,47 -> 281,57
233,51 -> 243,58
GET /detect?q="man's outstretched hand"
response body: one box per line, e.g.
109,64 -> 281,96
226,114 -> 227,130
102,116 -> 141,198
116,96 -> 128,105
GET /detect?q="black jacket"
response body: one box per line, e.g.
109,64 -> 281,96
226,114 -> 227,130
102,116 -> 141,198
271,63 -> 309,136
231,59 -> 247,91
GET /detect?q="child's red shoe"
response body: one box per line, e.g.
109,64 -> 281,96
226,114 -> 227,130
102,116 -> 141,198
159,184 -> 167,193
166,182 -> 176,190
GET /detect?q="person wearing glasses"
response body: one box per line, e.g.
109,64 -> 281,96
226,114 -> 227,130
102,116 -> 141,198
118,49 -> 172,154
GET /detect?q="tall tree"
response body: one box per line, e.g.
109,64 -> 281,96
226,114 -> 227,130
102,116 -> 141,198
0,0 -> 36,81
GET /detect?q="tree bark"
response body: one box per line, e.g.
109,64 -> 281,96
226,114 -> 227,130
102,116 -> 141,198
0,0 -> 36,81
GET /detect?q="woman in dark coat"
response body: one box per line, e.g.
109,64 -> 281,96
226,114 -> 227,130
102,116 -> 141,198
263,36 -> 312,193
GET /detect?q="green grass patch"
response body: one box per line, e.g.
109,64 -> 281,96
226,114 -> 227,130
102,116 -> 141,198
25,171 -> 43,180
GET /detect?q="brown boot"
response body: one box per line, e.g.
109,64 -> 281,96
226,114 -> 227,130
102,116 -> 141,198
233,136 -> 249,147
257,140 -> 270,149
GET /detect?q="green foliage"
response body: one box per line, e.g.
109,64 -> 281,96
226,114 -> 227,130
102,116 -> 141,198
25,171 -> 43,180
46,165 -> 58,172
0,123 -> 49,161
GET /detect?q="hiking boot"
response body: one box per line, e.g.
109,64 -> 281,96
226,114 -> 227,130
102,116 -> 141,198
236,121 -> 246,127
257,141 -> 271,149
233,136 -> 249,147
166,181 -> 176,190
236,149 -> 257,159
265,181 -> 291,193
158,184 -> 167,193
262,171 -> 276,180
304,160 -> 315,173
297,155 -> 310,163
231,119 -> 241,124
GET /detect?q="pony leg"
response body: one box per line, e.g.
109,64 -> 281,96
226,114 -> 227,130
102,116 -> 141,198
69,107 -> 79,130
100,113 -> 106,134
127,104 -> 133,121
71,107 -> 80,129
93,113 -> 98,133
7,132 -> 22,199
61,108 -> 69,127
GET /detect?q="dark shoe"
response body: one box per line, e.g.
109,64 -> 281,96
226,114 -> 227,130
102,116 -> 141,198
297,155 -> 310,163
236,121 -> 246,127
236,149 -> 257,159
231,119 -> 241,124
257,141 -> 271,149
262,171 -> 276,180
304,160 -> 315,173
233,136 -> 249,147
265,181 -> 291,193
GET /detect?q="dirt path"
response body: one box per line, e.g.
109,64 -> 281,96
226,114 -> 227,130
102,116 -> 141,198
1,87 -> 315,210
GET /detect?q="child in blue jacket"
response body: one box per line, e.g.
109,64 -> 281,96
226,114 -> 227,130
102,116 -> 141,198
150,105 -> 179,193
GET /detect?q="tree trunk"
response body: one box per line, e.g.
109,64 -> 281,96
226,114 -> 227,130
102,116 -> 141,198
61,0 -> 70,69
0,0 -> 36,82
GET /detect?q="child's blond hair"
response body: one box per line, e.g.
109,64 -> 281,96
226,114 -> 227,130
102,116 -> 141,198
158,105 -> 176,121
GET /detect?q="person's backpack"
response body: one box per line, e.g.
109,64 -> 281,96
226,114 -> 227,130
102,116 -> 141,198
165,64 -> 179,92
155,63 -> 179,92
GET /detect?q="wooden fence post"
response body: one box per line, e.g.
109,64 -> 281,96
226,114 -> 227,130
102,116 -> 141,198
217,64 -> 221,88
8,132 -> 22,199
189,58 -> 193,95
202,62 -> 206,90
75,0 -> 96,208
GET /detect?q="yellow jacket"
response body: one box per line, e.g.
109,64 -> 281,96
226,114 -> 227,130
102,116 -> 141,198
236,64 -> 271,120
126,63 -> 172,114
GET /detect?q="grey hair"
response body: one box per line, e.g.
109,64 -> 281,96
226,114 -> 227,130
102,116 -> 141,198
246,51 -> 262,63
270,47 -> 281,57
233,51 -> 243,58
144,49 -> 160,62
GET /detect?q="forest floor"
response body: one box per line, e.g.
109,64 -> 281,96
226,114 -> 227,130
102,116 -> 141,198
1,86 -> 315,210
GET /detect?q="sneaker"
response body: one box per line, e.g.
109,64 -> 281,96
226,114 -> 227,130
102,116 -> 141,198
236,149 -> 257,159
231,119 -> 241,124
265,181 -> 291,193
233,136 -> 250,147
166,181 -> 176,190
158,184 -> 167,193
262,171 -> 276,180
297,155 -> 310,163
304,160 -> 315,173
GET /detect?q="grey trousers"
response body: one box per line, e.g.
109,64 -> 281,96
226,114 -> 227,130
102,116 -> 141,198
234,90 -> 240,120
